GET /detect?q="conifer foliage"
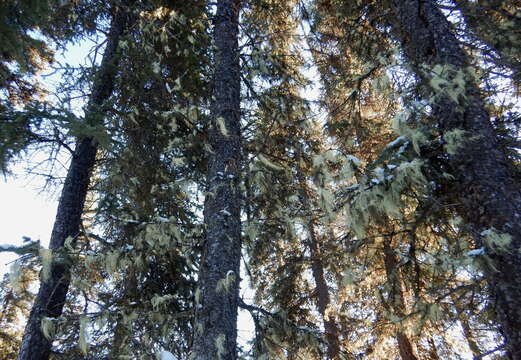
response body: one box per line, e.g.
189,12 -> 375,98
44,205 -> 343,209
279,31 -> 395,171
0,0 -> 520,359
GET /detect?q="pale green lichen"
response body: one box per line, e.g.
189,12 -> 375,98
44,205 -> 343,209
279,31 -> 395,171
317,187 -> 335,220
216,271 -> 236,294
151,294 -> 174,311
79,316 -> 90,355
443,129 -> 466,155
40,248 -> 52,282
391,110 -> 428,155
428,64 -> 467,103
104,250 -> 119,275
258,154 -> 285,171
216,117 -> 228,136
345,159 -> 426,238
41,317 -> 55,340
427,303 -> 443,321
215,334 -> 226,360
64,236 -> 74,251
481,228 -> 512,253
194,288 -> 201,304
244,222 -> 258,243
341,270 -> 356,287
8,262 -> 23,293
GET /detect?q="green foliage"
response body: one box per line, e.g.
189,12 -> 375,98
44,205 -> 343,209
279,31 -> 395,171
2,0 -> 518,359
0,0 -> 53,102
0,256 -> 37,359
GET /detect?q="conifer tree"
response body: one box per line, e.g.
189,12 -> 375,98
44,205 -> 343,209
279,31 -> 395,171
0,255 -> 38,360
0,0 -> 53,173
1,0 -> 520,359
0,1 -> 53,104
17,4 -> 131,359
191,0 -> 242,359
308,1 -> 507,358
453,0 -> 521,85
384,0 -> 521,357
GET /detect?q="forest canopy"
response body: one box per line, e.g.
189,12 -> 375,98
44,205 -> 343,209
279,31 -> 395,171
1,0 -> 521,359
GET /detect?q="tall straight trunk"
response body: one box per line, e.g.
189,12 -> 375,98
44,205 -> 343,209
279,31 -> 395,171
460,312 -> 481,358
108,269 -> 137,359
388,0 -> 521,357
451,297 -> 482,358
307,222 -> 341,359
295,150 -> 340,359
382,238 -> 419,360
191,0 -> 242,359
17,9 -> 128,360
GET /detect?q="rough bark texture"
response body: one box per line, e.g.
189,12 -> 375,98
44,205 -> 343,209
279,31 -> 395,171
17,9 -> 127,360
382,238 -> 419,360
191,0 -> 242,359
389,0 -> 521,358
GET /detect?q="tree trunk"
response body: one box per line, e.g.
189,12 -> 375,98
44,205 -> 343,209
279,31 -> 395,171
307,223 -> 341,359
427,337 -> 441,360
17,9 -> 128,360
108,269 -> 137,359
295,150 -> 341,359
382,238 -> 419,360
395,332 -> 418,360
190,0 -> 242,359
388,0 -> 521,358
460,313 -> 481,358
451,298 -> 482,358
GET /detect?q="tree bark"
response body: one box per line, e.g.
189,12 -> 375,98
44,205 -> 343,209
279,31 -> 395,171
427,337 -> 441,360
295,149 -> 341,359
17,8 -> 128,360
382,238 -> 419,360
190,0 -> 242,359
460,312 -> 482,358
388,0 -> 521,358
307,222 -> 341,359
451,298 -> 482,358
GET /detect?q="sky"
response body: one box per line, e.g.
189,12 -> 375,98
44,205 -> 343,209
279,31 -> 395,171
0,174 -> 58,275
0,37 -> 95,277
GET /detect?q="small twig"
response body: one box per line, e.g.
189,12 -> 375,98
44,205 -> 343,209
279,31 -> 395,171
238,298 -> 273,318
